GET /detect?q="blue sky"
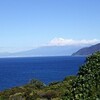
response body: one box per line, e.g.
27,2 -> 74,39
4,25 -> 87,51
0,0 -> 100,52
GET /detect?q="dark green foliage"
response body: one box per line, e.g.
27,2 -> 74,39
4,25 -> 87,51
49,81 -> 60,86
71,52 -> 100,99
63,76 -> 76,81
40,90 -> 57,100
29,79 -> 46,89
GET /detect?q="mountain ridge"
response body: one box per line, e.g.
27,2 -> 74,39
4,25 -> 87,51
0,45 -> 83,57
72,43 -> 100,56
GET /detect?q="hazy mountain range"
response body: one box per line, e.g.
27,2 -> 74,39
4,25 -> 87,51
0,45 -> 83,57
0,43 -> 100,57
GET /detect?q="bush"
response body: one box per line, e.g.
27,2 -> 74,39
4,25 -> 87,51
29,79 -> 46,89
9,93 -> 25,100
41,90 -> 58,100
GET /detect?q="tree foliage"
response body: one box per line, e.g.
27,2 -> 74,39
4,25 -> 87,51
71,52 -> 100,100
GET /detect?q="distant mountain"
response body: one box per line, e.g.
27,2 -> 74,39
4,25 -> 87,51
72,43 -> 100,56
0,45 -> 83,57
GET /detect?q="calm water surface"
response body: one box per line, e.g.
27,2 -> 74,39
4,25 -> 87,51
0,56 -> 85,91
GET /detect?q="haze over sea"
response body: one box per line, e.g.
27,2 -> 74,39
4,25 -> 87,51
0,56 -> 85,91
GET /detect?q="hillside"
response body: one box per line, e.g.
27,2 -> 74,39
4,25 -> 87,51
72,43 -> 100,56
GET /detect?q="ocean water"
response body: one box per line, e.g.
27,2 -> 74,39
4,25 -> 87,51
0,56 -> 85,91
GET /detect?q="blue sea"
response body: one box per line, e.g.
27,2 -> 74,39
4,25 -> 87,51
0,56 -> 85,91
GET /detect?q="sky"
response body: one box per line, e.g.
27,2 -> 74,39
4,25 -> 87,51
0,0 -> 100,52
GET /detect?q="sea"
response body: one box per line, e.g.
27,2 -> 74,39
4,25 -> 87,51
0,56 -> 86,91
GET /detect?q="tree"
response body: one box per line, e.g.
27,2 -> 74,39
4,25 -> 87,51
71,52 -> 100,99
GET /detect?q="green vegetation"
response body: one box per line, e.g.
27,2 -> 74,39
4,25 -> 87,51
0,76 -> 76,100
63,51 -> 100,100
0,52 -> 100,100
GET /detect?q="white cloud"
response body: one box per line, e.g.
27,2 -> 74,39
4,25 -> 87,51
48,38 -> 100,46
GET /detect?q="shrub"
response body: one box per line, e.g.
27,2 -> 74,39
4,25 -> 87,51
41,90 -> 58,100
29,79 -> 46,89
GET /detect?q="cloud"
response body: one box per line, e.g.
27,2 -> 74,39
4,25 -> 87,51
48,38 -> 100,46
